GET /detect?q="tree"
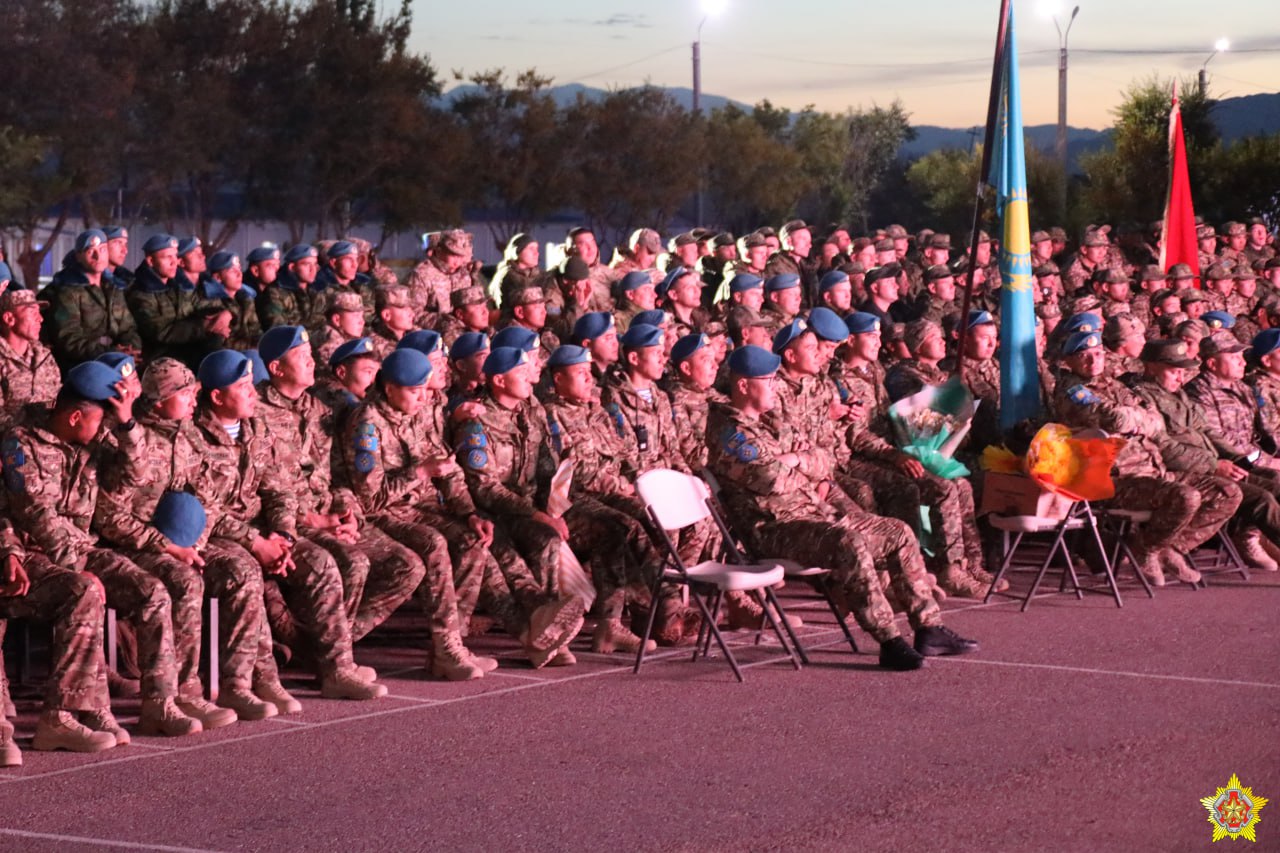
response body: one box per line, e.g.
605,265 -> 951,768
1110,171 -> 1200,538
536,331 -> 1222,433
702,104 -> 808,233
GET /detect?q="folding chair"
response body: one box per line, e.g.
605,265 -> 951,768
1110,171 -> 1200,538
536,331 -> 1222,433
106,597 -> 221,700
1099,507 -> 1205,590
633,468 -> 801,682
1188,530 -> 1248,585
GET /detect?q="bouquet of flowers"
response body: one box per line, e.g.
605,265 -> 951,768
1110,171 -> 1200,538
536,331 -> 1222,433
887,379 -> 978,479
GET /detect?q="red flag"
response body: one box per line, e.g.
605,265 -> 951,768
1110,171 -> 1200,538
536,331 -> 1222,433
1159,81 -> 1200,286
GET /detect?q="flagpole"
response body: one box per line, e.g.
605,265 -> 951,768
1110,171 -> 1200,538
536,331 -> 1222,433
953,0 -> 1012,380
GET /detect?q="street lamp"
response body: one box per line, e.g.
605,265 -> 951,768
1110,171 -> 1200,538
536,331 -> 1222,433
1040,4 -> 1079,206
1200,37 -> 1229,95
693,0 -> 726,225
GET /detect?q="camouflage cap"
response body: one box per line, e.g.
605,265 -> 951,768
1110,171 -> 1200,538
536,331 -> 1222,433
873,237 -> 895,253
927,233 -> 952,250
1175,318 -> 1210,339
1036,301 -> 1062,320
841,260 -> 867,275
1236,264 -> 1257,281
453,285 -> 486,308
1081,226 -> 1111,247
850,237 -> 874,252
904,318 -> 943,353
885,224 -> 908,239
711,231 -> 736,249
1049,226 -> 1068,241
1196,224 -> 1217,240
1092,267 -> 1129,286
1103,313 -> 1145,347
1139,265 -> 1167,282
438,229 -> 473,255
1223,221 -> 1246,237
726,305 -> 770,339
630,228 -> 661,253
561,257 -> 590,281
1168,263 -> 1196,281
923,264 -> 953,284
883,322 -> 906,342
142,356 -> 197,401
739,232 -> 767,250
1139,338 -> 1197,368
0,288 -> 48,312
375,285 -> 411,311
1179,288 -> 1207,304
508,285 -> 546,306
329,291 -> 364,314
1033,262 -> 1060,277
1030,229 -> 1051,244
669,231 -> 698,249
1247,216 -> 1267,227
1201,331 -> 1247,358
1204,263 -> 1234,281
1070,294 -> 1101,314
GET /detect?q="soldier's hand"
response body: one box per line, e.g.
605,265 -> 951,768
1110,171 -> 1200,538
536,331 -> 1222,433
1216,460 -> 1248,481
106,379 -> 139,424
251,536 -> 290,574
895,453 -> 926,479
533,510 -> 570,542
0,554 -> 30,597
450,402 -> 485,423
421,456 -> 459,478
163,542 -> 206,568
778,453 -> 801,469
467,514 -> 494,547
204,309 -> 233,338
829,401 -> 851,422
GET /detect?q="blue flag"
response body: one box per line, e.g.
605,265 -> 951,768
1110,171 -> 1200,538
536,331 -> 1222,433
989,3 -> 1039,430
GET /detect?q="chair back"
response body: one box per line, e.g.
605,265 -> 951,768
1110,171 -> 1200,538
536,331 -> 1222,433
636,468 -> 711,531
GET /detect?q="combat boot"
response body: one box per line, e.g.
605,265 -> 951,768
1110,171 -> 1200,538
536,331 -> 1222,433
1135,550 -> 1166,587
591,618 -> 657,654
219,688 -> 278,721
965,560 -> 1008,593
936,563 -> 987,599
1161,549 -> 1201,585
177,696 -> 238,730
32,710 -> 116,753
354,665 -> 378,683
253,680 -> 301,715
878,637 -> 926,671
430,632 -> 485,681
320,669 -> 388,700
724,591 -> 803,631
523,598 -> 585,654
107,670 -> 141,699
545,647 -> 577,667
649,596 -> 700,646
80,708 -> 131,746
467,651 -> 500,673
914,624 -> 980,657
0,718 -> 20,767
1259,536 -> 1280,571
1233,528 -> 1278,571
138,697 -> 203,737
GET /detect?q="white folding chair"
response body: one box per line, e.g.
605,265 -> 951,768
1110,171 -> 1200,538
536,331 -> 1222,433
633,469 -> 800,682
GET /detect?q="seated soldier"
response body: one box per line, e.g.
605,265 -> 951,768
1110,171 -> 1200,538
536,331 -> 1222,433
0,288 -> 60,434
199,251 -> 262,352
128,233 -> 227,365
313,336 -> 380,422
44,228 -> 143,367
259,244 -> 327,332
311,292 -> 366,372
438,285 -> 493,349
762,273 -> 804,332
662,267 -> 710,339
366,285 -> 415,359
1101,314 -> 1144,382
445,332 -> 490,412
817,270 -> 854,317
706,345 -> 978,671
614,271 -> 657,334
1247,329 -> 1280,449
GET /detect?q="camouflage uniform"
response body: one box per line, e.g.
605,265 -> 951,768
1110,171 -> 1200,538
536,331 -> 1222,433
1103,350 -> 1141,383
1246,369 -> 1280,440
43,264 -> 142,365
189,408 -> 355,679
0,336 -> 60,433
583,261 -> 621,314
127,264 -> 219,364
3,415 -> 181,700
1061,254 -> 1103,295
257,274 -> 329,333
1186,371 -> 1274,467
705,400 -> 941,643
668,382 -> 727,471
830,359 -> 892,439
311,324 -> 358,371
884,358 -> 949,405
197,281 -> 262,352
404,256 -> 477,329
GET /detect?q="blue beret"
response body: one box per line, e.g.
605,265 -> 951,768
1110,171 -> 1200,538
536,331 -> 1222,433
1202,310 -> 1236,330
258,325 -> 309,365
1064,312 -> 1102,334
819,270 -> 850,292
152,491 -> 206,549
658,266 -> 690,297
329,336 -> 377,368
283,244 -> 318,264
571,312 -> 615,342
491,326 -> 538,353
845,312 -> 882,335
142,233 -> 179,255
102,225 -> 128,241
727,344 -> 781,378
547,345 -> 593,370
967,310 -> 996,329
0,261 -> 10,283
620,322 -> 664,349
245,350 -> 269,384
728,273 -> 764,294
449,332 -> 490,362
632,309 -> 667,328
1253,328 -> 1280,358
807,307 -> 849,343
75,229 -> 108,253
483,346 -> 530,376
246,244 -> 280,264
95,351 -> 136,381
398,329 -> 445,356
380,348 -> 432,387
208,251 -> 240,273
177,237 -> 202,257
64,361 -> 122,402
1062,330 -> 1102,355
772,318 -> 811,354
197,349 -> 253,390
327,240 -> 357,259
764,273 -> 801,293
619,271 -> 653,292
669,333 -> 707,364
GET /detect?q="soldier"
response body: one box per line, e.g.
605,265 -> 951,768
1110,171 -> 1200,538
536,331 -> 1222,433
721,272 -> 765,316
312,291 -> 366,370
538,256 -> 592,343
0,289 -> 59,432
610,228 -> 664,290
564,226 -> 619,313
490,233 -> 541,308
613,271 -> 657,334
1202,263 -> 1236,312
458,346 -> 590,663
831,312 -> 893,438
1133,339 -> 1280,571
437,285 -> 493,349
1129,265 -> 1166,329
569,312 -> 620,380
1052,331 -> 1238,584
1247,329 -> 1280,446
817,270 -> 854,317
1062,226 -> 1112,295
368,285 -> 418,359
445,332 -> 490,412
1188,333 -> 1280,478
97,358 -> 295,720
257,244 -> 322,331
707,345 -> 978,670
173,237 -> 208,292
1,533 -> 120,763
1219,222 -> 1248,267
503,285 -> 558,357
243,244 -> 281,295
950,310 -> 1003,454
1197,224 -> 1219,272
44,228 -> 143,367
662,267 -> 709,338
312,336 -> 379,426
915,265 -> 960,326
404,229 -> 481,328
199,251 -> 262,352
1029,230 -> 1054,267
127,233 -> 224,364
856,264 -> 910,328
1101,314 -> 1145,382
1244,218 -> 1275,265
190,349 -> 385,700
697,232 -> 738,304
317,241 -> 375,321
99,225 -> 131,288
764,221 -> 817,306
1094,268 -> 1133,318
665,231 -> 700,273
5,361 -> 205,736
1180,288 -> 1208,322
761,273 -> 804,333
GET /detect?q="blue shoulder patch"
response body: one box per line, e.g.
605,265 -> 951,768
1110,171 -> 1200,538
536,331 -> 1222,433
736,443 -> 759,462
1,438 -> 20,453
463,422 -> 485,435
357,423 -> 377,436
355,434 -> 378,452
1067,385 -> 1099,407
465,431 -> 487,448
353,451 -> 375,474
465,449 -> 488,470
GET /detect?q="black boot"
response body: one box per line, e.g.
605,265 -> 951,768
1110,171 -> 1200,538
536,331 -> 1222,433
914,625 -> 979,657
878,636 -> 926,671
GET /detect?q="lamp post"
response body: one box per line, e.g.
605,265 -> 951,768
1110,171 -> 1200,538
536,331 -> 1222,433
1044,3 -> 1079,220
1200,37 -> 1229,96
693,0 -> 726,226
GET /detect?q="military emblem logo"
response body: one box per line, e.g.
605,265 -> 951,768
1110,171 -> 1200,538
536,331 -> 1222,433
1201,773 -> 1267,842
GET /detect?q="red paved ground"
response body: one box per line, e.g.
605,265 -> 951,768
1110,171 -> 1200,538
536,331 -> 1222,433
2,566 -> 1277,852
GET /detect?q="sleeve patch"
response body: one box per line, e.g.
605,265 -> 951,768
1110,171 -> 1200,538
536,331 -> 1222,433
1067,385 -> 1099,406
736,443 -> 759,462
465,449 -> 488,470
354,434 -> 378,452
465,432 -> 487,448
3,449 -> 24,468
357,423 -> 377,436
353,451 -> 376,473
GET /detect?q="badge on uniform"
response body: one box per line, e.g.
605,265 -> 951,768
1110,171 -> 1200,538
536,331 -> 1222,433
465,449 -> 488,470
736,443 -> 759,462
2,439 -> 25,494
354,451 -> 375,474
1067,385 -> 1099,406
604,403 -> 626,438
354,434 -> 378,452
465,432 -> 487,448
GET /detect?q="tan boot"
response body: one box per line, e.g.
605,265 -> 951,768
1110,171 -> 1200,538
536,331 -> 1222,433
1233,528 -> 1278,571
0,718 -> 21,767
320,669 -> 388,700
591,618 -> 657,654
545,647 -> 577,667
138,697 -> 203,737
177,696 -> 238,730
965,560 -> 1008,593
354,665 -> 378,683
1135,550 -> 1166,587
1259,536 -> 1280,571
936,564 -> 987,599
106,670 -> 141,699
467,651 -> 500,673
219,688 -> 278,721
33,710 -> 116,753
1161,549 -> 1201,585
80,708 -> 131,746
253,680 -> 302,715
429,633 -> 484,681
524,598 -> 585,653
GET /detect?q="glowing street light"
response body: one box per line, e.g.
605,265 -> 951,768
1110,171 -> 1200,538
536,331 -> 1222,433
693,0 -> 727,225
1200,37 -> 1229,94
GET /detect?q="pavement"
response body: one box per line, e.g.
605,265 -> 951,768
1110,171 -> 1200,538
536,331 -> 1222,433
1,563 -> 1277,852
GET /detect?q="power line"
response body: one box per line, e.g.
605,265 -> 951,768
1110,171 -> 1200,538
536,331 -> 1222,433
567,44 -> 686,82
